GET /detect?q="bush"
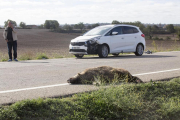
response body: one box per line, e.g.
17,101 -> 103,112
19,52 -> 34,60
166,36 -> 171,40
152,36 -> 163,40
1,58 -> 8,62
36,53 -> 48,59
153,31 -> 171,34
0,54 -> 8,62
153,36 -> 159,40
152,40 -> 158,51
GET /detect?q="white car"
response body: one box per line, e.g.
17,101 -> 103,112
69,24 -> 146,58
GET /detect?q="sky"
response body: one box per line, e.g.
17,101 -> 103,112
0,0 -> 180,26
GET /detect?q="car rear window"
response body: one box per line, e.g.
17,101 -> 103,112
123,26 -> 139,34
132,27 -> 139,33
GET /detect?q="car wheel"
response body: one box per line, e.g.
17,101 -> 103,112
135,44 -> 144,56
112,53 -> 119,56
98,45 -> 109,58
75,54 -> 84,58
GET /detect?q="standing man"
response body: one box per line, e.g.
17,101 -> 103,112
3,21 -> 18,62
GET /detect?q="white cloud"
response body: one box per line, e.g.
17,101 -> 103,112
0,0 -> 180,25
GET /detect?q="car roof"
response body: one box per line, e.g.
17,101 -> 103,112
99,24 -> 139,28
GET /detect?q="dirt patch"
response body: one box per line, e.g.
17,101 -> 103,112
146,39 -> 180,51
0,29 -> 80,58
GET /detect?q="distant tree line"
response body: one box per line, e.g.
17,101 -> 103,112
4,19 -> 28,29
44,21 -> 100,34
2,19 -> 180,40
112,20 -> 178,40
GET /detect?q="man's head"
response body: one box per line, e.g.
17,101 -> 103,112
8,21 -> 12,27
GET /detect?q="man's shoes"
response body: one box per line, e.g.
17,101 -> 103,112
8,59 -> 12,62
14,58 -> 18,62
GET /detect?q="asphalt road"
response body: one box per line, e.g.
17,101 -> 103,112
0,51 -> 180,105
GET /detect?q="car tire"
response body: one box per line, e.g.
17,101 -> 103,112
135,44 -> 144,56
112,53 -> 119,56
98,45 -> 109,58
75,54 -> 84,58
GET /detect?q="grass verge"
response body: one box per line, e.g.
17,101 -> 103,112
0,78 -> 180,120
36,53 -> 49,59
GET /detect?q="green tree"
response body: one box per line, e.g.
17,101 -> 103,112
87,25 -> 92,29
91,23 -> 100,28
19,22 -> 26,29
44,20 -> 59,29
74,22 -> 85,32
4,19 -> 17,27
138,24 -> 146,31
147,25 -> 153,39
38,24 -> 44,29
152,25 -> 159,32
63,24 -> 73,32
44,20 -> 50,29
176,30 -> 180,40
141,27 -> 148,36
78,22 -> 85,32
112,20 -> 120,24
74,24 -> 78,29
51,20 -> 59,29
166,24 -> 175,33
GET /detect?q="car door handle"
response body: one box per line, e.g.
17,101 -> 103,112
121,38 -> 124,39
135,37 -> 137,38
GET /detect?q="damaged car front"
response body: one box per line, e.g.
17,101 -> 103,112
69,25 -> 113,58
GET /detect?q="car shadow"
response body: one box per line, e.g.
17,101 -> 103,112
81,54 -> 176,59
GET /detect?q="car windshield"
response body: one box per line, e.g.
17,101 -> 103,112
83,26 -> 112,36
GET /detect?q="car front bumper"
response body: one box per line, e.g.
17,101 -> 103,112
69,44 -> 88,55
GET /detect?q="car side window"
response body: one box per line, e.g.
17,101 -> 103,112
123,26 -> 134,34
105,26 -> 122,36
111,27 -> 123,35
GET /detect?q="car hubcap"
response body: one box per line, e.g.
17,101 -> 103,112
137,45 -> 143,55
102,46 -> 108,57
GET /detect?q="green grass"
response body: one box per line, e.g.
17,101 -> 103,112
19,52 -> 34,60
0,53 -> 8,62
0,78 -> 180,120
1,58 -> 8,62
36,53 -> 49,59
51,53 -> 64,59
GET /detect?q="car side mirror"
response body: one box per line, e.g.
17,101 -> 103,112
112,31 -> 118,35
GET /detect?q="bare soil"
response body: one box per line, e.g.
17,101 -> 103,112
0,29 -> 180,59
0,29 -> 80,58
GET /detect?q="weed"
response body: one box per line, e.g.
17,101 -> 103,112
0,54 -> 8,62
166,36 -> 171,40
151,40 -> 158,52
52,53 -> 64,58
19,52 -> 34,60
1,58 -> 8,62
36,53 -> 49,59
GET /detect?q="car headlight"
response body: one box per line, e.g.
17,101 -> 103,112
88,37 -> 101,44
84,41 -> 88,46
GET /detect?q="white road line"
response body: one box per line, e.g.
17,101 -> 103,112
0,83 -> 69,94
133,68 -> 180,76
0,68 -> 180,94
